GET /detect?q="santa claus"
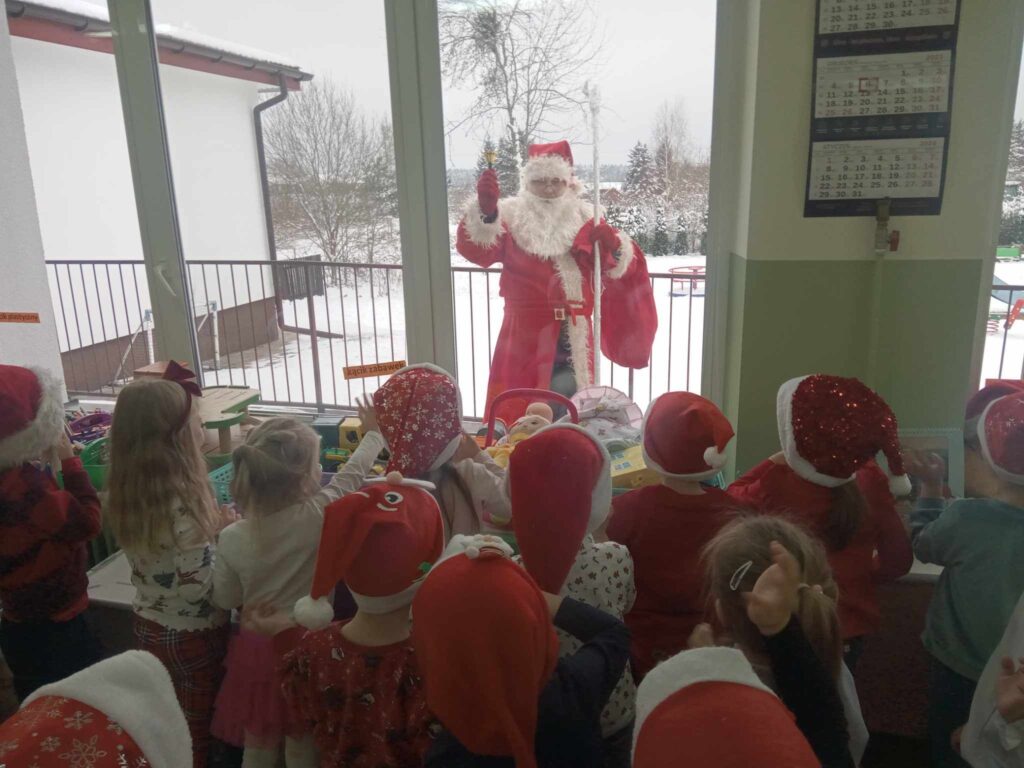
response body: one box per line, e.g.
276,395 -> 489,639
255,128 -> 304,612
457,140 -> 658,425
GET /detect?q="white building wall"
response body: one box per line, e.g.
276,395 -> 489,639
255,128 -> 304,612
0,15 -> 66,383
10,37 -> 274,347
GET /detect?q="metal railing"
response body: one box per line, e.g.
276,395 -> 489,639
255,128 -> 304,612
45,258 -> 706,416
985,282 -> 1024,381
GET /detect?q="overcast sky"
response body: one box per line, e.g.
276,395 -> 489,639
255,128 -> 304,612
149,0 -> 718,168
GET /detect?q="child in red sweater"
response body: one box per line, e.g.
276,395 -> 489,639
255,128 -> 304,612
605,392 -> 736,680
0,365 -> 103,700
728,374 -> 913,668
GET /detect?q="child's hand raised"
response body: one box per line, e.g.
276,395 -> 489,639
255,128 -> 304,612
904,450 -> 945,498
357,395 -> 379,434
217,504 -> 239,531
996,656 -> 1024,724
742,541 -> 803,637
56,431 -> 75,461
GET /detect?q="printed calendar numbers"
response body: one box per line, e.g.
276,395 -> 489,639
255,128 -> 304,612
815,51 -> 951,119
819,0 -> 957,35
809,138 -> 944,201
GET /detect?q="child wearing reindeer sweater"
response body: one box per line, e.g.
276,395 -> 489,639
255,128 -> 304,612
510,424 -> 636,767
605,392 -> 736,680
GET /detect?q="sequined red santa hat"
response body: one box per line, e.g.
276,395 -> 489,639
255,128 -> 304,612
0,364 -> 66,468
964,382 -> 1024,437
632,647 -> 819,768
777,374 -> 911,496
412,548 -> 559,768
510,424 -> 612,593
642,392 -> 734,481
0,651 -> 191,768
976,393 -> 1024,485
372,364 -> 464,478
522,140 -> 575,186
294,472 -> 445,630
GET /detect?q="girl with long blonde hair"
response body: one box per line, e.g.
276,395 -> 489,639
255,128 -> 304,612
209,399 -> 386,768
107,375 -> 234,768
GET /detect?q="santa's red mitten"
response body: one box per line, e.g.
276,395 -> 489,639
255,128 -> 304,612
477,169 -> 500,218
590,222 -> 624,271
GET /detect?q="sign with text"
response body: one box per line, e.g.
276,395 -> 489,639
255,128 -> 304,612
343,360 -> 407,380
0,312 -> 41,323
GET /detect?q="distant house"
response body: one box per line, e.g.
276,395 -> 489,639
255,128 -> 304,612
6,0 -> 313,390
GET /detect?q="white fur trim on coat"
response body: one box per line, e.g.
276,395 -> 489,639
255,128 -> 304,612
633,647 -> 775,758
528,423 -> 612,533
603,231 -> 635,280
977,398 -> 1024,486
777,376 -> 855,488
640,394 -> 727,482
0,366 -> 66,468
23,651 -> 192,768
460,195 -> 504,248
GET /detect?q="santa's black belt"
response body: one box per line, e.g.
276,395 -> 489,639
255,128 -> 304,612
504,301 -> 589,323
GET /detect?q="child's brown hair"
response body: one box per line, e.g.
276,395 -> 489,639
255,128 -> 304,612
107,379 -> 218,551
704,515 -> 843,679
230,417 -> 321,517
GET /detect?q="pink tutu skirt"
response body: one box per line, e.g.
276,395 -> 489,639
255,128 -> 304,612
211,627 -> 292,749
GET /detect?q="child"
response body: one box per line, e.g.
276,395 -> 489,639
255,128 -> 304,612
962,590 -> 1024,767
106,372 -> 232,768
606,391 -> 736,679
728,374 -> 913,667
209,402 -> 386,767
908,389 -> 1024,768
266,473 -> 444,766
509,424 -> 636,766
632,646 -> 819,768
412,539 -> 631,767
371,364 -> 510,537
0,364 -> 103,700
702,515 -> 862,768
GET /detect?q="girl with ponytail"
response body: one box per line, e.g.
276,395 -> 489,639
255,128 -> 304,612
701,515 -> 865,768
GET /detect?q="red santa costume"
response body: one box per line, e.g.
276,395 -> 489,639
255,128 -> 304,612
456,140 -> 658,425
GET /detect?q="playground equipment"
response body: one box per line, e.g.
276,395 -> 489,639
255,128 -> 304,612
669,265 -> 706,297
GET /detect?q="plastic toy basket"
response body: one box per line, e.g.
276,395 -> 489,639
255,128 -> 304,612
77,437 -> 111,491
208,463 -> 338,506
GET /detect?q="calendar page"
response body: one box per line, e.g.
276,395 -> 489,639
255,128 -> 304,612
819,0 -> 957,35
815,51 -> 951,119
809,138 -> 943,207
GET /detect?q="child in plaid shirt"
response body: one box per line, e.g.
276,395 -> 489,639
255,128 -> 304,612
0,365 -> 103,701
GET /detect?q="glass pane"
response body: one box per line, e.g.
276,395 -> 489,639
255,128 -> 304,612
981,46 -> 1024,382
9,3 -> 148,396
151,0 -> 404,408
439,0 -> 716,419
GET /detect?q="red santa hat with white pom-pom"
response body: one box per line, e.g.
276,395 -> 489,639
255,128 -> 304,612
642,392 -> 734,481
0,364 -> 66,469
294,472 -> 446,630
522,140 -> 576,186
509,423 -> 611,594
976,392 -> 1024,485
777,374 -> 911,497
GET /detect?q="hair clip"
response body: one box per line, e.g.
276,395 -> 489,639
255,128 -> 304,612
729,560 -> 754,591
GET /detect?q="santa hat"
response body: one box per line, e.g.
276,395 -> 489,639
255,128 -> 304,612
0,651 -> 191,768
522,140 -> 575,185
0,365 -> 65,468
373,364 -> 464,478
976,393 -> 1024,485
777,375 -> 911,497
509,424 -> 612,594
411,550 -> 559,768
633,647 -> 818,768
642,392 -> 734,481
294,472 -> 445,630
965,383 -> 1024,438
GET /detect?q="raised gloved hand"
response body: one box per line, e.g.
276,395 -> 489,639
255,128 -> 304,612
590,222 -> 625,271
477,168 -> 500,218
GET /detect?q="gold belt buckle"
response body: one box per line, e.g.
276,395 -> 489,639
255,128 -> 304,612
554,307 -> 566,321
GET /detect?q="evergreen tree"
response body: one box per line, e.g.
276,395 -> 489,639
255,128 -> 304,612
674,212 -> 690,255
623,142 -> 658,203
651,204 -> 670,256
620,204 -> 650,253
496,133 -> 521,195
1009,120 -> 1024,184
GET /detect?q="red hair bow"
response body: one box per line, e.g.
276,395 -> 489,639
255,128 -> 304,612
162,360 -> 202,398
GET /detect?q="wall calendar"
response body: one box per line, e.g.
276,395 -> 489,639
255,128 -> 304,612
805,0 -> 960,217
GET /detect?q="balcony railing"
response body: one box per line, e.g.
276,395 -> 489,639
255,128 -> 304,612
45,258 -> 707,418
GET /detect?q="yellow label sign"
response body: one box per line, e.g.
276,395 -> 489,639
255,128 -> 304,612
343,360 -> 407,380
0,312 -> 40,323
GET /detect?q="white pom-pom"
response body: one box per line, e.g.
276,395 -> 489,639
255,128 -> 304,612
386,471 -> 404,485
294,596 -> 334,631
466,545 -> 481,559
890,473 -> 912,498
703,446 -> 727,469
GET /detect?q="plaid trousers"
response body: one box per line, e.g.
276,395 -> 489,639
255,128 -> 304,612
135,615 -> 229,768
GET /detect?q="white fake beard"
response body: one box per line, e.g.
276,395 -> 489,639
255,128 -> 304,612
501,190 -> 590,259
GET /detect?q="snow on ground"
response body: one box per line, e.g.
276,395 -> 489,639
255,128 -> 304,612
981,261 -> 1024,382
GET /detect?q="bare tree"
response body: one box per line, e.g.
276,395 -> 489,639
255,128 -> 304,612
264,79 -> 398,268
439,0 -> 604,161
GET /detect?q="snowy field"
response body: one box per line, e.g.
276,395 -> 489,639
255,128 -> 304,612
50,252 -> 1024,417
